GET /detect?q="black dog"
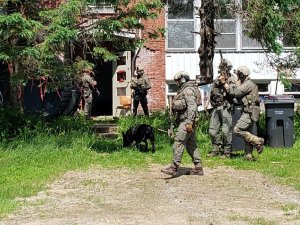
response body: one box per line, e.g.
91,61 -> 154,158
122,124 -> 155,153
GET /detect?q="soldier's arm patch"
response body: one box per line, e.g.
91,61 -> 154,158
185,89 -> 194,96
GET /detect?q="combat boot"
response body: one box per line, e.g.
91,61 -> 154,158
161,164 -> 178,176
256,138 -> 264,154
220,153 -> 231,159
207,151 -> 220,157
244,153 -> 255,161
189,166 -> 204,176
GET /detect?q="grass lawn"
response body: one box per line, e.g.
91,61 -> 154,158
0,114 -> 299,218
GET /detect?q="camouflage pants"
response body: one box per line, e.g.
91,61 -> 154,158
233,112 -> 261,154
172,121 -> 202,167
84,92 -> 93,119
132,94 -> 149,116
208,105 -> 233,154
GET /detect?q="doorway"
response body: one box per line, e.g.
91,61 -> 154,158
92,60 -> 113,116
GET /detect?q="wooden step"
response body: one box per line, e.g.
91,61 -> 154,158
92,124 -> 118,133
96,133 -> 119,139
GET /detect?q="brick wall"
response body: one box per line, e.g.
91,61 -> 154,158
136,12 -> 166,111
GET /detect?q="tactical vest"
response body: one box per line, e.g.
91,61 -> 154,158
172,82 -> 199,123
241,79 -> 260,121
210,82 -> 224,107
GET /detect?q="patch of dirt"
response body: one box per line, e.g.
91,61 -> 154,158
2,165 -> 300,225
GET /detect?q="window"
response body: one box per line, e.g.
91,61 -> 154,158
214,0 -> 236,49
253,80 -> 270,95
86,0 -> 115,14
241,21 -> 261,49
167,0 -> 195,50
168,83 -> 179,94
284,83 -> 300,93
282,21 -> 297,48
215,20 -> 236,49
86,0 -> 115,6
214,0 -> 262,50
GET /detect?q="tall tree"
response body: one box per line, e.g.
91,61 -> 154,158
0,0 -> 164,86
243,0 -> 300,82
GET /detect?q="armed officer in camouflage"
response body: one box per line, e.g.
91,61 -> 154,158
161,71 -> 203,176
207,59 -> 237,158
81,68 -> 97,119
218,66 -> 264,160
130,68 -> 151,116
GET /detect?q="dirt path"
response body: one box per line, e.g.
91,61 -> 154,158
1,165 -> 300,225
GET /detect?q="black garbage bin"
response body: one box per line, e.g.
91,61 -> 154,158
264,95 -> 294,148
232,105 -> 257,151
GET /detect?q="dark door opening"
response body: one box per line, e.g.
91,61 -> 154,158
92,59 -> 113,116
0,62 -> 10,106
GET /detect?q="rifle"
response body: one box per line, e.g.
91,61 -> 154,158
218,50 -> 228,82
167,95 -> 174,138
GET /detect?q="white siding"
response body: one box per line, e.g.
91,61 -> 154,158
166,51 -> 300,95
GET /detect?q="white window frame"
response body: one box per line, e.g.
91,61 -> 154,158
166,0 -> 197,52
253,80 -> 271,96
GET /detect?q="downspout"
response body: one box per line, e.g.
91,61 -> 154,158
131,48 -> 140,76
131,21 -> 142,75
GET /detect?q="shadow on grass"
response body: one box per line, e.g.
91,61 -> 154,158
91,138 -> 156,154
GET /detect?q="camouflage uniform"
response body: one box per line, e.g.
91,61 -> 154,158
208,75 -> 237,156
130,69 -> 151,116
162,71 -> 203,176
81,72 -> 97,119
220,66 -> 264,160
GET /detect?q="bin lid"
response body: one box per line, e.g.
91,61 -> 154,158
264,95 -> 295,104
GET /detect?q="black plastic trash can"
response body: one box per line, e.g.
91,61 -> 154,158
232,105 -> 257,151
264,95 -> 294,148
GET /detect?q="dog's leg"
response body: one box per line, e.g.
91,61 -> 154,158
135,142 -> 140,151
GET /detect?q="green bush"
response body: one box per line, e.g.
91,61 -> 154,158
0,107 -> 92,143
294,107 -> 300,139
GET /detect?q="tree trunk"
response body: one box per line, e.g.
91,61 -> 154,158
198,0 -> 216,85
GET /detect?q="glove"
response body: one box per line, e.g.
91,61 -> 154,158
185,123 -> 193,133
218,75 -> 226,84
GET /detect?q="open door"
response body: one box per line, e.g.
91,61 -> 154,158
112,51 -> 132,117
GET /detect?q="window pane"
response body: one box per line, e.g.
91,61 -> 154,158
215,34 -> 236,48
168,21 -> 195,48
168,84 -> 179,93
215,20 -> 236,33
214,0 -> 235,19
257,84 -> 269,92
284,83 -> 300,92
117,87 -> 126,96
242,22 -> 261,48
168,0 -> 194,19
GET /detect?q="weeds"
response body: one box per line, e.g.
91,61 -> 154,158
0,110 -> 300,218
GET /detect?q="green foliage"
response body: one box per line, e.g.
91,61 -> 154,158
0,0 -> 164,86
0,107 -> 92,143
245,0 -> 300,55
241,0 -> 300,85
1,111 -> 300,218
294,107 -> 300,138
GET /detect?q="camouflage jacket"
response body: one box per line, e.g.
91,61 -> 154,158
172,81 -> 198,124
210,74 -> 237,108
227,77 -> 259,112
81,73 -> 97,96
130,74 -> 151,96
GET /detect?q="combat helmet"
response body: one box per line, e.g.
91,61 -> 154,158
137,67 -> 144,75
219,59 -> 233,70
174,71 -> 190,84
236,66 -> 250,76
